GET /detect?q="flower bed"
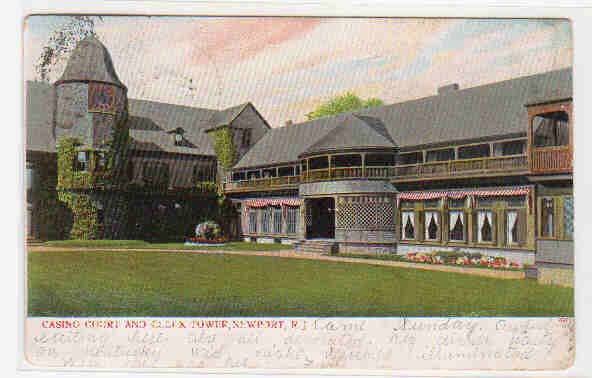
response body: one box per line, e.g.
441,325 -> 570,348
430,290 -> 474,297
406,251 -> 521,270
184,237 -> 230,246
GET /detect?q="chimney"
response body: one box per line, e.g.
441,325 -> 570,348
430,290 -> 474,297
437,83 -> 459,95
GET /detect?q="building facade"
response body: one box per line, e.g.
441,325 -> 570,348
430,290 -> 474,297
224,68 -> 573,285
25,36 -> 574,285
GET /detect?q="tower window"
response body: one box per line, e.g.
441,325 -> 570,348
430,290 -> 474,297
75,151 -> 89,172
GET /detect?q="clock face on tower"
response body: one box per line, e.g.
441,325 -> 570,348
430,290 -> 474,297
88,83 -> 117,113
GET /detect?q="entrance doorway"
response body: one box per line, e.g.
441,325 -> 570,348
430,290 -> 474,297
306,197 -> 335,239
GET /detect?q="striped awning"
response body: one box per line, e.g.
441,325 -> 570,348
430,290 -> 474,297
397,186 -> 533,208
244,198 -> 301,208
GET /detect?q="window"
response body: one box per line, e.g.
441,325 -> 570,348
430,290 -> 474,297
247,170 -> 261,180
477,210 -> 494,242
278,166 -> 296,177
242,129 -> 252,147
541,198 -> 555,237
495,140 -> 525,156
401,211 -> 415,240
309,156 -> 329,170
249,210 -> 258,233
448,198 -> 466,208
272,207 -> 283,233
261,208 -> 271,233
262,168 -> 277,178
232,171 -> 246,181
506,210 -> 522,245
424,211 -> 440,241
399,152 -> 423,165
331,154 -> 362,167
449,211 -> 465,241
75,151 -> 89,172
96,151 -> 107,171
533,111 -> 569,147
365,153 -> 396,166
458,144 -> 490,159
564,196 -> 574,239
426,148 -> 454,162
193,165 -> 212,183
286,207 -> 299,234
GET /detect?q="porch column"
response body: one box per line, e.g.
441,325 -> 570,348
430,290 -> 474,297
361,153 -> 366,177
327,155 -> 332,178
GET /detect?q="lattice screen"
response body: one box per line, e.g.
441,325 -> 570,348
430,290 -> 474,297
336,196 -> 395,231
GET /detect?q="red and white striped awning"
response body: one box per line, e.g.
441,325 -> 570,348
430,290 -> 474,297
398,186 -> 533,207
244,198 -> 301,208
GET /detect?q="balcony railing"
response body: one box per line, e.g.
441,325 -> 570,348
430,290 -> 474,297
530,146 -> 571,174
224,154 -> 528,192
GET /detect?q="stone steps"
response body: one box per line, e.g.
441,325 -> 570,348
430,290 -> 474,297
293,240 -> 338,254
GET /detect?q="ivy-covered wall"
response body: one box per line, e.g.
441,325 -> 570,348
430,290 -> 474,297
210,127 -> 236,176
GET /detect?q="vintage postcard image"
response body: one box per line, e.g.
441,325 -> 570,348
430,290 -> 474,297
23,15 -> 575,371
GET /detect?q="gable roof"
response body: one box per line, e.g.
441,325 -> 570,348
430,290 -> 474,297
56,36 -> 126,89
234,67 -> 572,169
302,114 -> 397,156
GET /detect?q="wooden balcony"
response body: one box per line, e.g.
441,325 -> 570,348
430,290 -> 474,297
530,146 -> 572,174
225,155 -> 528,192
224,175 -> 300,192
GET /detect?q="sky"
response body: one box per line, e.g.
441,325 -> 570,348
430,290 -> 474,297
23,16 -> 572,128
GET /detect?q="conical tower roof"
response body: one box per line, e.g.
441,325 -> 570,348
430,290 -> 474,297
55,35 -> 125,89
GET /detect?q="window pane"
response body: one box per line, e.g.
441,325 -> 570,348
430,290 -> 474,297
424,211 -> 440,241
249,210 -> 258,233
458,144 -> 490,159
286,207 -> 298,234
399,152 -> 422,165
564,196 -> 574,239
273,207 -> 282,234
541,198 -> 554,237
426,148 -> 454,162
507,210 -> 519,244
402,211 -> 415,240
448,198 -> 466,208
478,210 -> 493,242
533,111 -> 569,147
261,208 -> 271,233
449,211 -> 464,241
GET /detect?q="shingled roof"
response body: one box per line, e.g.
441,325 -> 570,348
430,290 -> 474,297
302,114 -> 397,156
55,35 -> 126,88
234,68 -> 572,169
25,80 -> 262,157
26,81 -> 56,153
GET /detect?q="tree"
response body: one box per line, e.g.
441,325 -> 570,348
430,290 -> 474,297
306,92 -> 385,120
35,16 -> 103,82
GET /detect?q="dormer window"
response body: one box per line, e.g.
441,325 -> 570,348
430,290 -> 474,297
168,127 -> 185,146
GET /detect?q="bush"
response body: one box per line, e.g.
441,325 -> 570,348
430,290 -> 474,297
194,221 -> 222,240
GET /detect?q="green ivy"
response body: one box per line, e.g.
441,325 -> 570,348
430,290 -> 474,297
211,127 -> 236,173
57,191 -> 101,239
56,138 -> 94,190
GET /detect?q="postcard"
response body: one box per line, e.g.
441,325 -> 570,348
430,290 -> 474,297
22,12 -> 578,372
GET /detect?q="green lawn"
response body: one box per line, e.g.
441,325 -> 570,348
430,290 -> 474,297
43,239 -> 292,251
27,251 -> 573,317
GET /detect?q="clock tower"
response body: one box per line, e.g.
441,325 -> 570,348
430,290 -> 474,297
54,35 -> 128,149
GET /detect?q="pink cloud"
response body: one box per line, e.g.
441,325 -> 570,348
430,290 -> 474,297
180,18 -> 321,65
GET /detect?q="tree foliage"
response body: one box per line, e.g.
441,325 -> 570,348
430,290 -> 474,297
306,92 -> 385,120
35,16 -> 102,82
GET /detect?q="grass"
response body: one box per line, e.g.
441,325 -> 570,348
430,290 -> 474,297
28,250 -> 573,317
43,239 -> 292,251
